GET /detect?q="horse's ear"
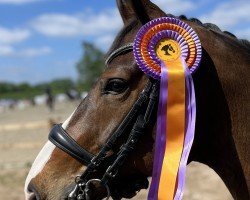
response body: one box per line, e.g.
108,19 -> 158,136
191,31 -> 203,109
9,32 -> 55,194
116,0 -> 166,25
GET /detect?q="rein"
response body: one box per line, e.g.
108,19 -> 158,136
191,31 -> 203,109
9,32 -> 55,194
49,43 -> 159,200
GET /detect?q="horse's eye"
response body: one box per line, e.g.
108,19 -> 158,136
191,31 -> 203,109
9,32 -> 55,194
104,79 -> 128,94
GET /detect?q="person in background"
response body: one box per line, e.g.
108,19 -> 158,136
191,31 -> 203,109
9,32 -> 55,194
45,87 -> 54,112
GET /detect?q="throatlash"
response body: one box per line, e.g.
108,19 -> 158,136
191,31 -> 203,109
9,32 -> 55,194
133,17 -> 202,200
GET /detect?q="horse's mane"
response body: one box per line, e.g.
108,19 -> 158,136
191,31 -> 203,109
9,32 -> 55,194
108,14 -> 250,54
176,14 -> 250,50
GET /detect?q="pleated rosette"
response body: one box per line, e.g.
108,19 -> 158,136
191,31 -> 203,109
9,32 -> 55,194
133,17 -> 202,200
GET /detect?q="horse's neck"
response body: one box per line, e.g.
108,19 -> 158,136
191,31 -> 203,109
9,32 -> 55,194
190,32 -> 250,199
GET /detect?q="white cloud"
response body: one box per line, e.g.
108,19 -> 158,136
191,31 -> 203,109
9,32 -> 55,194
0,46 -> 52,57
95,34 -> 115,50
18,46 -> 52,57
0,45 -> 14,56
0,0 -> 40,4
200,1 -> 250,29
235,28 -> 250,40
0,26 -> 31,44
31,9 -> 122,37
152,0 -> 196,15
31,14 -> 84,37
0,25 -> 51,57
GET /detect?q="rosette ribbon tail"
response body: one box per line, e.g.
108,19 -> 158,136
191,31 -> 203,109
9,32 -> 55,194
157,59 -> 186,200
149,58 -> 196,200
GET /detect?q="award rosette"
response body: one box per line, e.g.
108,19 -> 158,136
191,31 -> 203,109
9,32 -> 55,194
133,17 -> 202,200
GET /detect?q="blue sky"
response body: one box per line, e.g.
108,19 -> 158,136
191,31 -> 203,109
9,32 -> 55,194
0,0 -> 249,84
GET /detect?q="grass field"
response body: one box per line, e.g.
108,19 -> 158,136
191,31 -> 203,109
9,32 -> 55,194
0,102 -> 233,200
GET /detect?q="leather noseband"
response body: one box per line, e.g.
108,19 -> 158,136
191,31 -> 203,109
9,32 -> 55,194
49,124 -> 94,165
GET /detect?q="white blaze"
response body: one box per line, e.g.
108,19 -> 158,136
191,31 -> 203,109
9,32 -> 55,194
24,110 -> 76,199
24,141 -> 55,199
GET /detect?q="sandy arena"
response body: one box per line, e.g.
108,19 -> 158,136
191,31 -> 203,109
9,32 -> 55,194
0,102 -> 233,200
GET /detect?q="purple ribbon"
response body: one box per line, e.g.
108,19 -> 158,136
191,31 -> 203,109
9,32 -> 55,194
148,62 -> 168,200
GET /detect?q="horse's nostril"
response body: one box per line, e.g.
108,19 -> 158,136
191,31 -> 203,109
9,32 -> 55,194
27,192 -> 37,200
27,183 -> 40,200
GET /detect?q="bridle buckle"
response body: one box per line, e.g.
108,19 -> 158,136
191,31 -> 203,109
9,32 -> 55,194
68,179 -> 110,200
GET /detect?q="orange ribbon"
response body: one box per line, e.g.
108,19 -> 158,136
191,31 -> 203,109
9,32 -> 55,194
158,59 -> 186,200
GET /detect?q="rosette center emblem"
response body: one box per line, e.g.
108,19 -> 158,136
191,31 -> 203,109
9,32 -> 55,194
156,39 -> 181,61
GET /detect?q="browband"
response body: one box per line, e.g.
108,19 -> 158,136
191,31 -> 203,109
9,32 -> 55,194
105,43 -> 134,65
49,124 -> 94,165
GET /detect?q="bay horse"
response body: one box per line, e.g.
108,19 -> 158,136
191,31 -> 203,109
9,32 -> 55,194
25,0 -> 250,199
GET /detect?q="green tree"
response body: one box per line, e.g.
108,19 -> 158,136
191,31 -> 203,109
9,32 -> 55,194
0,82 -> 16,93
17,82 -> 32,92
50,78 -> 74,92
76,42 -> 105,90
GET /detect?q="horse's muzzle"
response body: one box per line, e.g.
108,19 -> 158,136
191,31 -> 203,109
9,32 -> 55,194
27,183 -> 41,200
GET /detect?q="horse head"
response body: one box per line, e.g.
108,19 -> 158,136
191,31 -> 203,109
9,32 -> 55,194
161,44 -> 176,56
25,0 -> 250,199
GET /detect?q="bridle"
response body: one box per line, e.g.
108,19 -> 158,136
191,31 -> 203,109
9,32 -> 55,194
49,43 -> 159,200
49,44 -> 159,200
